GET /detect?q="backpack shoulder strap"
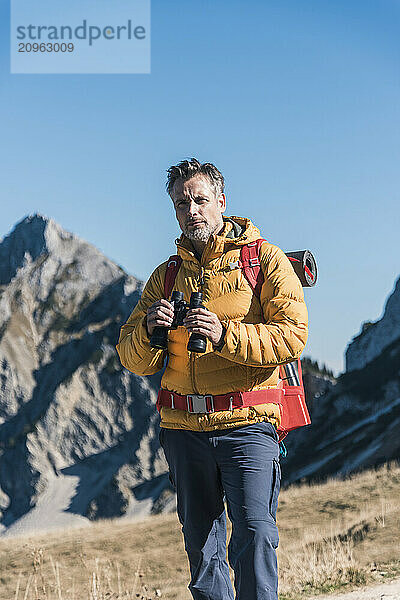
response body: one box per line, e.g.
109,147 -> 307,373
239,238 -> 266,298
165,238 -> 268,299
164,255 -> 182,299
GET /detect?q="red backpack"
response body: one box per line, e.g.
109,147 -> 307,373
163,239 -> 313,441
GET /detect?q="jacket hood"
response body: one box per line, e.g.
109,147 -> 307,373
175,216 -> 262,263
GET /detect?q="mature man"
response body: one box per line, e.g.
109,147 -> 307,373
116,158 -> 308,600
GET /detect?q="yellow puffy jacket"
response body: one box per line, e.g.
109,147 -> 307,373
116,216 -> 308,432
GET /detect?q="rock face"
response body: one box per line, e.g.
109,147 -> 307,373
0,214 -> 172,536
346,278 -> 400,372
282,277 -> 400,484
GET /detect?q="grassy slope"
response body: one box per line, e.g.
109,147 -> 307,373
0,462 -> 399,600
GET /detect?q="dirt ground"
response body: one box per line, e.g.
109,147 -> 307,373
310,577 -> 400,600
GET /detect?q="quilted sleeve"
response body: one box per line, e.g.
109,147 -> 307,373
116,263 -> 167,376
216,243 -> 308,367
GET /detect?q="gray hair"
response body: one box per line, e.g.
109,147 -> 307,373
166,157 -> 225,198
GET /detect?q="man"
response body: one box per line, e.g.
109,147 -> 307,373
116,158 -> 308,600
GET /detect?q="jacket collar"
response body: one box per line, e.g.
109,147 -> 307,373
175,216 -> 261,264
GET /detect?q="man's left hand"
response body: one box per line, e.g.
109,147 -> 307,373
183,308 -> 223,347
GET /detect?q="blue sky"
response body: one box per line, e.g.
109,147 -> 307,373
1,0 -> 399,373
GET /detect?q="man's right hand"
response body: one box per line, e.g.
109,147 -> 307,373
146,299 -> 174,336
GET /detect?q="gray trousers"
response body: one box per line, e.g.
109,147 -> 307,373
159,421 -> 281,600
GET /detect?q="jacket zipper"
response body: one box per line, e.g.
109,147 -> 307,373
190,351 -> 197,393
190,264 -> 206,394
199,266 -> 205,289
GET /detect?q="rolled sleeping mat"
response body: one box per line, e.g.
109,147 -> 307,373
285,250 -> 317,287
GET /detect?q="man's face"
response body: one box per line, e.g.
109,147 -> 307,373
171,174 -> 226,243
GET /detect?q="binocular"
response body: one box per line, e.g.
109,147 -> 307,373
150,291 -> 207,353
149,249 -> 318,354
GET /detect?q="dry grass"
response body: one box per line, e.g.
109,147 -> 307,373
1,462 -> 399,599
277,461 -> 400,597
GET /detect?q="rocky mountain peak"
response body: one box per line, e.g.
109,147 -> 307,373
0,213 -> 132,300
346,276 -> 400,372
0,214 -> 69,285
0,215 -> 159,536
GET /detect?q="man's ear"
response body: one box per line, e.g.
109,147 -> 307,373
218,193 -> 226,213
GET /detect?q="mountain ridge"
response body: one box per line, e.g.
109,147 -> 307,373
0,213 -> 167,536
346,276 -> 400,372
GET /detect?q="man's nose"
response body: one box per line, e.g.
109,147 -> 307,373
187,200 -> 199,216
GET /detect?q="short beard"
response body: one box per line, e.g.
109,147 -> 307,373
183,222 -> 213,243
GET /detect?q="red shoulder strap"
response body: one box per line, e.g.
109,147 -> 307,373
239,238 -> 266,298
164,255 -> 182,299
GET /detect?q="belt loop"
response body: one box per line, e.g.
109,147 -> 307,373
229,397 -> 233,411
170,393 -> 174,409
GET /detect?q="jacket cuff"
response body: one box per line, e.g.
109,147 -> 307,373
213,324 -> 227,352
144,316 -> 150,340
136,315 -> 154,349
215,320 -> 237,357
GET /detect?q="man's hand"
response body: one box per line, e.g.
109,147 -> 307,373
183,308 -> 224,347
146,299 -> 174,336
